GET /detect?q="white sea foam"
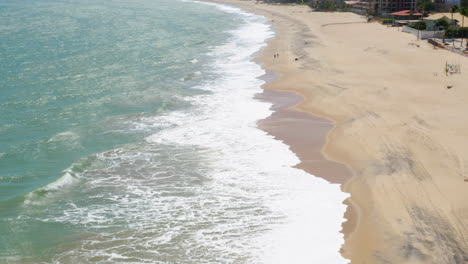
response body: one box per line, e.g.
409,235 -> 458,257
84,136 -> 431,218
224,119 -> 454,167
46,131 -> 82,149
23,168 -> 78,206
146,2 -> 350,263
32,2 -> 350,263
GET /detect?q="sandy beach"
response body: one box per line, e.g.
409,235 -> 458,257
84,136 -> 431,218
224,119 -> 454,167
206,0 -> 468,263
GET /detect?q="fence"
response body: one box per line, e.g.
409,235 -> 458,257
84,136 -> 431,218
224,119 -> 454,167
402,26 -> 445,40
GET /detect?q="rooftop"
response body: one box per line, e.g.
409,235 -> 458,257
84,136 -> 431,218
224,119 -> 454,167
425,12 -> 468,22
390,10 -> 423,16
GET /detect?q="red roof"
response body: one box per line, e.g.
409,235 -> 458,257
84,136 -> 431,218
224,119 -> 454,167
390,10 -> 423,16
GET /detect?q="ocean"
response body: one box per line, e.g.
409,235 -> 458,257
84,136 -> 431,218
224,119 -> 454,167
0,0 -> 349,262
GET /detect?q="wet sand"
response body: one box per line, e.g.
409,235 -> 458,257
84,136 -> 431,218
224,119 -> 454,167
255,85 -> 357,242
256,86 -> 351,184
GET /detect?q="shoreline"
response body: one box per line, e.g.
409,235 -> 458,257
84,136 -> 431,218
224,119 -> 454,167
255,73 -> 358,244
202,0 -> 468,263
248,1 -> 357,257
204,0 -> 357,259
204,0 -> 355,260
256,85 -> 352,184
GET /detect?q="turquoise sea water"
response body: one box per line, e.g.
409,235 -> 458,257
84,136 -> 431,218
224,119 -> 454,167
0,0 -> 231,201
0,0 -> 349,263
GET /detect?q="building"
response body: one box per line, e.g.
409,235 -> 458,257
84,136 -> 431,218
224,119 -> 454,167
445,0 -> 461,7
374,0 -> 417,15
390,9 -> 423,19
424,12 -> 468,29
434,0 -> 448,11
345,0 -> 375,14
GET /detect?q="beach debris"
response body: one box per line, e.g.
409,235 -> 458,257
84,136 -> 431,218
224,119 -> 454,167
447,85 -> 453,89
294,55 -> 305,61
445,61 -> 461,76
464,177 -> 468,182
408,42 -> 420,47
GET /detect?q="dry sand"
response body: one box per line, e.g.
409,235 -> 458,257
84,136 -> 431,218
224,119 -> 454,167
206,0 -> 468,263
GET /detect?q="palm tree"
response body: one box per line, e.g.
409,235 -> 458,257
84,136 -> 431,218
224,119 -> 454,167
460,7 -> 468,49
451,5 -> 459,26
450,5 -> 460,47
417,0 -> 433,17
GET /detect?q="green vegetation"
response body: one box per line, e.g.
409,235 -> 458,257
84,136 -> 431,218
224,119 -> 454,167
445,6 -> 468,48
381,18 -> 396,24
435,18 -> 450,30
445,27 -> 468,38
460,7 -> 468,47
417,0 -> 435,15
451,5 -> 460,26
309,0 -> 347,11
448,5 -> 460,47
409,21 -> 427,30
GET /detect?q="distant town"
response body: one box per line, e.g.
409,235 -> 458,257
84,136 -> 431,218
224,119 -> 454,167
263,0 -> 468,55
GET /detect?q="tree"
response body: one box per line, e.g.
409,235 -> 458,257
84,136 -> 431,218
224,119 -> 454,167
451,5 -> 459,26
414,21 -> 427,30
435,19 -> 450,30
417,0 -> 434,16
460,7 -> 468,48
450,5 -> 459,47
